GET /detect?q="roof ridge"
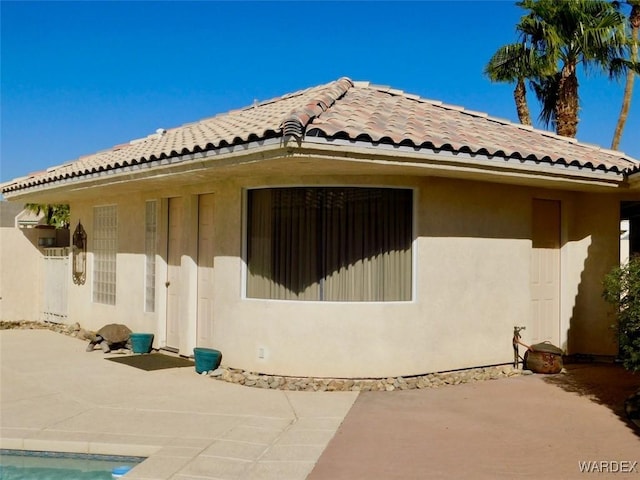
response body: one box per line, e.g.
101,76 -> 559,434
281,77 -> 354,138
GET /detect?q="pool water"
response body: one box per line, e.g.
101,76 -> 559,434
0,450 -> 145,479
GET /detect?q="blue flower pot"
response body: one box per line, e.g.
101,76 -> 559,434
193,347 -> 222,373
130,333 -> 154,354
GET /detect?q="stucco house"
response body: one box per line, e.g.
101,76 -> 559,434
2,77 -> 639,378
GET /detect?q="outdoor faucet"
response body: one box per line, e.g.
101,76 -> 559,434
512,326 -> 526,368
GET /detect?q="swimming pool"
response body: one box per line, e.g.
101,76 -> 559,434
0,449 -> 145,479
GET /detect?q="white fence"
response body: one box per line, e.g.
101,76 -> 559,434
42,247 -> 69,323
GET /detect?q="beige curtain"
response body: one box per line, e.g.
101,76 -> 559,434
247,188 -> 412,301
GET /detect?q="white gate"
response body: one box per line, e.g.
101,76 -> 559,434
42,247 -> 69,323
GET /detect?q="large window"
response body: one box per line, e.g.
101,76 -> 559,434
144,200 -> 157,312
93,205 -> 117,305
247,187 -> 412,301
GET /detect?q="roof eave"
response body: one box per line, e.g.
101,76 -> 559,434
628,170 -> 640,190
2,135 -> 632,201
294,137 -> 628,191
1,137 -> 289,202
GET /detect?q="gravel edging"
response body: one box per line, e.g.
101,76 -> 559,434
0,320 -> 83,336
206,364 -> 527,392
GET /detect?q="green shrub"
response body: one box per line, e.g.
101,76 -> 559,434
603,255 -> 640,372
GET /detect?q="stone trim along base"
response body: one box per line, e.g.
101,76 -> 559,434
207,364 -> 529,392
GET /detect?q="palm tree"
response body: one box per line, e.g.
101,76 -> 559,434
24,203 -> 70,228
517,0 -> 629,138
611,0 -> 640,150
485,43 -> 543,125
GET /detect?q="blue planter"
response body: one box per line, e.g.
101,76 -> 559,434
193,347 -> 222,373
130,333 -> 154,354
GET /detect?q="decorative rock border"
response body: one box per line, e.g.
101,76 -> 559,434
207,364 -> 529,392
0,320 -> 82,336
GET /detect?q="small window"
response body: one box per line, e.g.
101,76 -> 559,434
145,200 -> 157,312
93,205 -> 117,305
246,187 -> 413,301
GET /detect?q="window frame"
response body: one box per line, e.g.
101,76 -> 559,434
243,185 -> 415,303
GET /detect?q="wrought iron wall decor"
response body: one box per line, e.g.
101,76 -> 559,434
72,221 -> 87,285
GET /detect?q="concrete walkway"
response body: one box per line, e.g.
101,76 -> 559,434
0,329 -> 358,479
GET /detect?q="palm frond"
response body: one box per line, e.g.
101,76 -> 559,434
485,43 -> 529,81
531,73 -> 560,128
606,57 -> 640,79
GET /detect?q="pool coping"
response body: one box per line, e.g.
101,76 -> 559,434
0,447 -> 146,463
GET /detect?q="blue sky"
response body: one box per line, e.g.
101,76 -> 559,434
1,1 -> 638,184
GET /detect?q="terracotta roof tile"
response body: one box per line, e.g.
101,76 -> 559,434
3,77 -> 638,194
307,82 -> 638,172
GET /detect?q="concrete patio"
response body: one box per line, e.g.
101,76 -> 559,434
0,329 -> 357,479
1,328 -> 639,479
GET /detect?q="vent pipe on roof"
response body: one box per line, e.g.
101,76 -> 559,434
156,128 -> 166,136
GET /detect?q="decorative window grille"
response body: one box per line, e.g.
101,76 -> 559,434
93,205 -> 117,305
145,200 -> 157,312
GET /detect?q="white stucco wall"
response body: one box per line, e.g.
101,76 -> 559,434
562,194 -> 620,356
0,227 -> 42,321
68,200 -> 160,344
216,177 -> 533,377
58,172 -> 625,378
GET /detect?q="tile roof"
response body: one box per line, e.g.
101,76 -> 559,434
3,77 -> 638,195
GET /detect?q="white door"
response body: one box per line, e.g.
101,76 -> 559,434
530,199 -> 561,346
197,193 -> 215,346
166,197 -> 183,349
